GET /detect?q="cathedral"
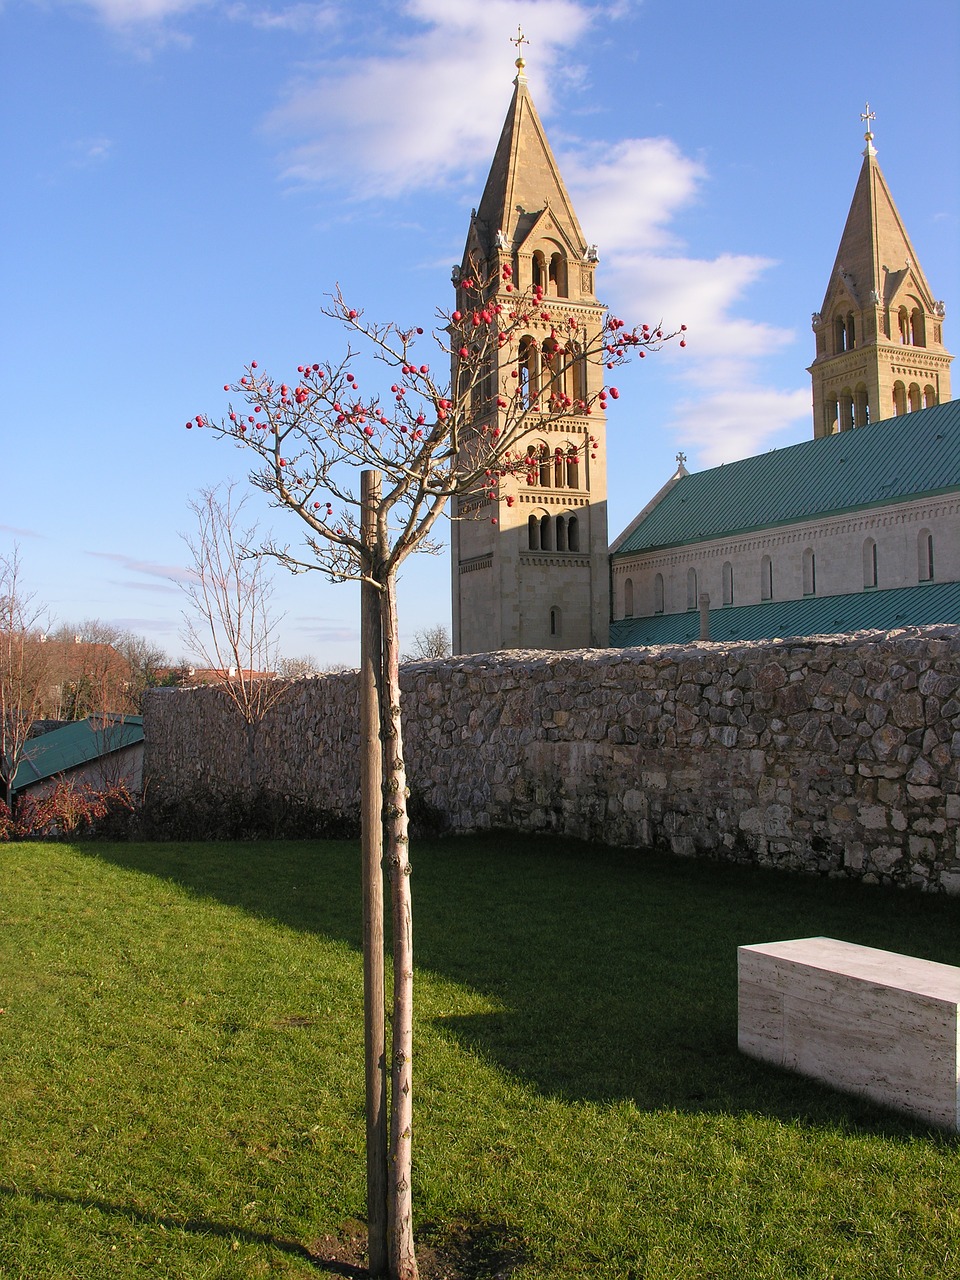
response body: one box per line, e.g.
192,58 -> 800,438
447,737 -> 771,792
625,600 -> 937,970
452,67 -> 956,654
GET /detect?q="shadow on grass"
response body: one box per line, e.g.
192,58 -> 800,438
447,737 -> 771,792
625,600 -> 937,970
0,1183 -> 360,1275
82,833 -> 960,1139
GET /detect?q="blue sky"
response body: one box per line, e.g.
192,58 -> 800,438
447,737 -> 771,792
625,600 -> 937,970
2,0 -> 958,666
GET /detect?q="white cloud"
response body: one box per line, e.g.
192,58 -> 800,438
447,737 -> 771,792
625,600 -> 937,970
562,137 -> 705,254
270,0 -> 595,196
666,386 -> 811,469
70,135 -> 114,166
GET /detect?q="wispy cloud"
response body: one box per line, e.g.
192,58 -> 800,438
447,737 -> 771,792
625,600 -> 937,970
225,2 -> 337,32
85,549 -> 194,584
69,135 -> 114,167
0,524 -> 44,540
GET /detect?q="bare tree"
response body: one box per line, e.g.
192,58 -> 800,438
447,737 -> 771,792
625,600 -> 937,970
179,482 -> 287,789
401,625 -> 451,664
192,265 -> 675,1278
0,549 -> 51,809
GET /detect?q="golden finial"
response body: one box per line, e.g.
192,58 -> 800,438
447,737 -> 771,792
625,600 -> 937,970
510,25 -> 529,73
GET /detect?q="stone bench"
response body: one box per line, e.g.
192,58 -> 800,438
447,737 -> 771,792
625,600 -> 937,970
738,937 -> 960,1130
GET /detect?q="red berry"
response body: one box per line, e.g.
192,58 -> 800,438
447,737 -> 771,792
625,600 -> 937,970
251,361 -> 258,368
348,309 -> 358,319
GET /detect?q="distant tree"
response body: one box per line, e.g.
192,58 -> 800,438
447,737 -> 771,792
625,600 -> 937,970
44,621 -> 168,719
276,654 -> 321,678
0,549 -> 51,808
179,482 -> 288,789
401,625 -> 451,663
191,268 -> 676,1279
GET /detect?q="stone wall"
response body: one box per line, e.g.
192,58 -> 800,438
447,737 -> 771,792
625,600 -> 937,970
143,626 -> 960,892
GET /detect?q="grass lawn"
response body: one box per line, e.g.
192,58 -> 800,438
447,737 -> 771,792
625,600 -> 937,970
1,834 -> 958,1279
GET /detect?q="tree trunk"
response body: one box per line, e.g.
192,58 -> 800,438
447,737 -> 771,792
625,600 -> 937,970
361,472 -> 388,1276
381,570 -> 418,1280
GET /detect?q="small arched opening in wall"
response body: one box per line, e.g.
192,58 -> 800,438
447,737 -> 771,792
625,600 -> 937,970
862,537 -> 878,589
686,566 -> 698,611
653,573 -> 664,614
760,555 -> 773,601
549,605 -> 562,638
893,381 -> 907,416
624,577 -> 634,618
802,547 -> 817,596
924,384 -> 938,409
918,528 -> 935,582
722,561 -> 734,606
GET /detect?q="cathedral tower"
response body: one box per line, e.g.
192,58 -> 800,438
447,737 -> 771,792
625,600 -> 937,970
451,54 -> 609,654
809,108 -> 952,438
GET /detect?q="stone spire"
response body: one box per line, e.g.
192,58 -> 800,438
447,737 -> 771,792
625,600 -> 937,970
808,108 -> 952,437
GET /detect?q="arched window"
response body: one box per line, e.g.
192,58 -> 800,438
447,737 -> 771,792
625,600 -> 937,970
686,567 -> 698,611
553,447 -> 565,488
923,384 -> 938,409
517,336 -> 539,407
722,561 -> 734,606
825,397 -> 841,435
834,314 -> 847,353
653,573 -> 664,614
565,447 -> 579,489
556,515 -> 567,552
548,251 -> 568,298
846,313 -> 856,348
542,338 -> 565,405
854,383 -> 869,427
908,383 -> 922,412
525,444 -> 540,486
898,307 -> 910,345
893,381 -> 907,416
528,514 -> 540,550
531,251 -> 545,291
539,513 -> 553,551
918,529 -> 934,582
802,547 -> 817,596
539,444 -> 551,488
839,389 -> 854,432
549,606 -> 562,638
624,578 -> 634,618
760,555 -> 773,601
862,537 -> 878,588
569,344 -> 587,405
567,516 -> 579,553
911,307 -> 926,347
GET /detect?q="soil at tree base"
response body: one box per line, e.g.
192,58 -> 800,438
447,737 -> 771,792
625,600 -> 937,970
309,1217 -> 527,1279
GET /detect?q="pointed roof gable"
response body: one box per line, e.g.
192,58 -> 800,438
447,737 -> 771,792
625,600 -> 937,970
471,73 -> 587,259
821,145 -> 938,314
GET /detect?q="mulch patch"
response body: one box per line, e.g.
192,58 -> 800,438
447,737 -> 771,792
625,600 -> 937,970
308,1217 -> 526,1279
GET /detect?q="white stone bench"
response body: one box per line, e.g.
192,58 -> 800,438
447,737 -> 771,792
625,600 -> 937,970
738,937 -> 960,1130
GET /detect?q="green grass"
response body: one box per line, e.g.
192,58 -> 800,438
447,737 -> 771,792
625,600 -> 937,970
1,835 -> 959,1279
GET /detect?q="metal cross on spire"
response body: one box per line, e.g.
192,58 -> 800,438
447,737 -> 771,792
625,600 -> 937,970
860,102 -> 876,139
511,25 -> 530,72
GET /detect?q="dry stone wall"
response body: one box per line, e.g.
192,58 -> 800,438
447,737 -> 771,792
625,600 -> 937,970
143,626 -> 960,892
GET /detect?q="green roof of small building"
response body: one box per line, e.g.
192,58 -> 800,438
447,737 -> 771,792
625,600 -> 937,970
12,715 -> 144,793
610,580 -> 960,648
613,400 -> 960,556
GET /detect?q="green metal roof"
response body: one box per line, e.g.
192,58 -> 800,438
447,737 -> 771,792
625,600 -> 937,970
12,715 -> 144,793
613,400 -> 960,555
610,580 -> 960,648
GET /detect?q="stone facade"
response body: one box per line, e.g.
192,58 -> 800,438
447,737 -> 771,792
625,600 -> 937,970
451,67 -> 610,655
144,625 -> 960,894
613,490 -> 960,622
